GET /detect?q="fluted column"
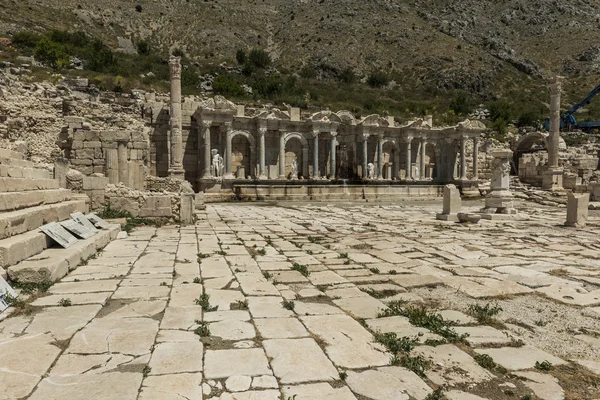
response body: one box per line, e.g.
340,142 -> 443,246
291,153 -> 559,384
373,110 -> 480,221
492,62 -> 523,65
279,131 -> 286,179
168,56 -> 184,179
419,139 -> 427,180
329,133 -> 337,179
377,135 -> 383,179
404,137 -> 412,180
258,127 -> 267,179
201,120 -> 212,179
472,137 -> 479,181
117,140 -> 129,186
312,130 -> 319,179
361,135 -> 368,179
460,135 -> 467,180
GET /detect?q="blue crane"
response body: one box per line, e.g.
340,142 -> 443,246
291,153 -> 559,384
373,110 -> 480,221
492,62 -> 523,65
544,83 -> 600,131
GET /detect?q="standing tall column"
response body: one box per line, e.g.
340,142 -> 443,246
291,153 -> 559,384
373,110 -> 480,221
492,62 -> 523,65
201,120 -> 212,179
420,139 -> 427,180
117,140 -> 129,186
329,133 -> 337,179
361,135 -> 368,179
168,56 -> 184,179
224,123 -> 234,179
105,148 -> 118,184
377,135 -> 383,179
279,131 -> 286,179
405,137 -> 412,180
258,128 -> 267,179
460,136 -> 467,180
472,137 -> 479,181
549,76 -> 563,168
312,130 -> 320,179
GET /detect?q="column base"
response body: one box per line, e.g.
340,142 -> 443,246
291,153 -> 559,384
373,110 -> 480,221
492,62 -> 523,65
542,168 -> 564,191
224,173 -> 235,180
168,167 -> 185,180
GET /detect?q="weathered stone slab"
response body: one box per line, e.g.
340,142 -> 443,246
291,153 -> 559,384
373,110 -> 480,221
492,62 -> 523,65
333,296 -> 386,319
263,338 -> 338,383
301,314 -> 389,369
255,317 -> 309,339
282,383 -> 358,400
139,373 -> 204,400
25,304 -> 101,341
475,345 -> 566,370
204,348 -> 271,379
513,371 -> 565,400
210,319 -> 256,340
413,344 -> 494,386
247,296 -> 295,318
454,326 -> 513,346
345,366 -> 431,400
148,341 -> 203,375
29,372 -> 143,400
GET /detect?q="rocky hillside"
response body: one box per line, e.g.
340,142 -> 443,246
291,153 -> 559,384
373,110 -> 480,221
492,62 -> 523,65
1,0 -> 600,111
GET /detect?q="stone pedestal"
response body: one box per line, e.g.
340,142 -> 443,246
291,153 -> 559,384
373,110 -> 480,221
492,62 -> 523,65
436,184 -> 461,222
565,192 -> 589,228
542,168 -> 564,191
180,193 -> 195,226
481,149 -> 517,218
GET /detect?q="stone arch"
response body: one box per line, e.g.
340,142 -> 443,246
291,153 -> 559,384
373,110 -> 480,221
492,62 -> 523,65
382,139 -> 398,179
513,132 -> 566,174
230,130 -> 255,178
283,132 -> 309,178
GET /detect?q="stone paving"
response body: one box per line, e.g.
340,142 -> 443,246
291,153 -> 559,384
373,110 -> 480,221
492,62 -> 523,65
2,200 -> 600,399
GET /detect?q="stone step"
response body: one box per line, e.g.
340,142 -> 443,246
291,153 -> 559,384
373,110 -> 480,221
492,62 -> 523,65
7,224 -> 121,284
0,164 -> 51,179
0,148 -> 25,160
0,229 -> 53,268
0,157 -> 35,169
0,199 -> 87,241
0,177 -> 59,192
0,188 -> 72,213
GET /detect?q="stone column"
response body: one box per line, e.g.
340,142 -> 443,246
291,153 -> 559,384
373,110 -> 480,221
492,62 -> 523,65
472,137 -> 479,181
404,137 -> 412,180
361,135 -> 368,179
279,131 -> 286,179
460,136 -> 467,180
117,140 -> 129,186
168,56 -> 185,179
312,130 -> 319,179
329,133 -> 337,179
105,149 -> 118,184
201,120 -> 212,179
543,76 -> 564,191
377,135 -> 383,179
394,147 -> 401,179
224,123 -> 234,179
258,127 -> 267,179
420,139 -> 427,180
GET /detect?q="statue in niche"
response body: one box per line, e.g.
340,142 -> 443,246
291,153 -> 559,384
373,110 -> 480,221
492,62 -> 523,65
211,149 -> 224,178
291,157 -> 298,179
367,163 -> 375,179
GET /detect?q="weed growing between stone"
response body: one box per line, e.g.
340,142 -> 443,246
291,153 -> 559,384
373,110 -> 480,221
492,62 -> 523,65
195,293 -> 218,311
291,263 -> 310,277
467,303 -> 503,324
282,299 -> 295,311
194,320 -> 210,337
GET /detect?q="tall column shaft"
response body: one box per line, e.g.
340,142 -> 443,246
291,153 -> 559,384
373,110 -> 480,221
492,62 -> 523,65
362,137 -> 368,178
405,138 -> 412,180
330,134 -> 336,179
279,132 -> 286,179
259,128 -> 266,179
168,56 -> 184,179
224,123 -> 233,179
376,136 -> 383,179
420,139 -> 427,180
312,131 -> 319,179
473,137 -> 479,180
117,141 -> 129,186
549,76 -> 563,168
460,136 -> 467,180
202,121 -> 212,179
105,148 -> 118,184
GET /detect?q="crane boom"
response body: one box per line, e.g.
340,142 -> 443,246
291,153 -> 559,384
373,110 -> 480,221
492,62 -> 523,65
564,83 -> 600,118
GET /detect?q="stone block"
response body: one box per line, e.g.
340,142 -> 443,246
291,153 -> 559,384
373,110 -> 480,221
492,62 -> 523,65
437,184 -> 460,222
83,141 -> 102,149
565,192 -> 589,228
145,196 -> 171,209
82,176 -> 109,190
140,207 -> 172,218
180,193 -> 195,225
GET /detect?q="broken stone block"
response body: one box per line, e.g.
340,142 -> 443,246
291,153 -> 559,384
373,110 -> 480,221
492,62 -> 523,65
565,191 -> 589,228
436,184 -> 461,221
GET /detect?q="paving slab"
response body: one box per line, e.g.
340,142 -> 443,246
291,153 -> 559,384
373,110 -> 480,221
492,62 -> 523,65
148,341 -> 203,375
254,317 -> 309,339
475,345 -> 566,370
29,372 -> 143,400
204,348 -> 272,379
282,383 -> 358,400
139,373 -> 204,400
345,366 -> 431,400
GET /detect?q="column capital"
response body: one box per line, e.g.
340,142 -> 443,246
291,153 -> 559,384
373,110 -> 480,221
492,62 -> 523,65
400,136 -> 413,144
258,127 -> 267,135
201,119 -> 212,129
377,133 -> 384,140
329,131 -> 338,138
312,130 -> 320,138
360,133 -> 370,141
169,56 -> 182,79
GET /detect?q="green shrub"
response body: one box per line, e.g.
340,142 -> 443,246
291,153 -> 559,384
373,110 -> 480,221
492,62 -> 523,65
367,71 -> 390,88
236,49 -> 247,65
338,67 -> 356,83
488,99 -> 514,122
248,48 -> 271,69
34,37 -> 69,69
136,39 -> 151,56
213,74 -> 246,97
11,31 -> 42,49
449,91 -> 472,115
